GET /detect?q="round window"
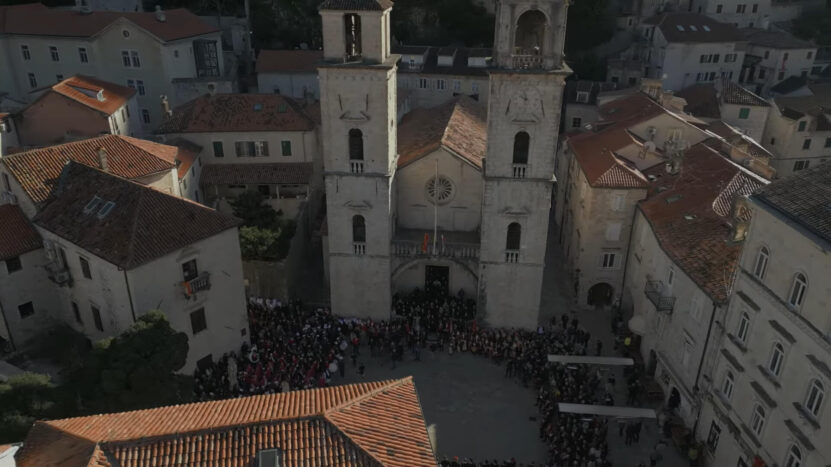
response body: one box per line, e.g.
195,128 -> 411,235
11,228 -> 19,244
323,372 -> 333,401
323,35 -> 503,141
122,30 -> 130,38
425,175 -> 455,204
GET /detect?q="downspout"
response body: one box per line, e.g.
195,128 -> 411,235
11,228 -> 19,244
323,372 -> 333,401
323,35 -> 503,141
123,270 -> 137,323
0,299 -> 16,351
692,301 -> 719,435
618,204 -> 640,310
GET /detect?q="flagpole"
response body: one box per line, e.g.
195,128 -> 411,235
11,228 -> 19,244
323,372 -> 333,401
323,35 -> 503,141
433,159 -> 438,256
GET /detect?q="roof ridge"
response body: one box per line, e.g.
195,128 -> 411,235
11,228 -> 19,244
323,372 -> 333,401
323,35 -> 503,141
324,377 -> 412,415
321,416 -> 388,466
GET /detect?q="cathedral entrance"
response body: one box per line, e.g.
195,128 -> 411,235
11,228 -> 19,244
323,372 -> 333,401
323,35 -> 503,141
425,265 -> 450,295
587,282 -> 614,309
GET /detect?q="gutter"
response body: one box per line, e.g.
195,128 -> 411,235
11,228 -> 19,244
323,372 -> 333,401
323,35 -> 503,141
123,270 -> 137,323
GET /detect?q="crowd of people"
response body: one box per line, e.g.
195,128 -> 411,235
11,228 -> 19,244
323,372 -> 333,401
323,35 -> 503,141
192,289 -> 649,467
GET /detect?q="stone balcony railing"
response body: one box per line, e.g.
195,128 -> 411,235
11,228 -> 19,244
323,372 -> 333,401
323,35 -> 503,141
350,160 -> 364,174
512,48 -> 543,70
392,240 -> 479,260
183,272 -> 211,298
512,163 -> 527,178
505,250 -> 520,263
644,280 -> 676,313
353,242 -> 366,255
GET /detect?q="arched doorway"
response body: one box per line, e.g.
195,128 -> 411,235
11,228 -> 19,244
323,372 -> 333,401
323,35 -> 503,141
587,282 -> 614,309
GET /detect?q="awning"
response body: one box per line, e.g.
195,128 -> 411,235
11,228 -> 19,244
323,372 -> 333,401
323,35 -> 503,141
547,355 -> 634,366
558,403 -> 657,419
200,162 -> 313,186
629,315 -> 646,335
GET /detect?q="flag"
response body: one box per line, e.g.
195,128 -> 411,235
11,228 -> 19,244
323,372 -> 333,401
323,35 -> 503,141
422,233 -> 429,253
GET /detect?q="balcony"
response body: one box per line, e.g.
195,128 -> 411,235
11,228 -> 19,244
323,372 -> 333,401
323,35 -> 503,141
644,280 -> 675,313
183,272 -> 211,298
353,242 -> 366,255
46,263 -> 72,287
392,228 -> 479,260
350,160 -> 364,174
512,49 -> 543,70
512,163 -> 527,179
505,250 -> 520,263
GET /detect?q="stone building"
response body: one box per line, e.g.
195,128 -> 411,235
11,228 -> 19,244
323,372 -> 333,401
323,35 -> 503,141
739,28 -> 817,96
320,0 -> 569,327
256,49 -> 323,98
676,78 -> 771,142
695,163 -> 831,467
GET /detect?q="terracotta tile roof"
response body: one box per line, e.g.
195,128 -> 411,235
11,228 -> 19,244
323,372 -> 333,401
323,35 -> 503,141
33,162 -> 240,269
398,96 -> 487,169
256,49 -> 323,73
319,0 -> 393,11
677,84 -> 720,119
598,92 -> 666,122
639,143 -> 766,302
0,3 -> 218,41
0,204 -> 42,261
44,75 -> 135,116
165,137 -> 201,179
156,94 -> 316,134
753,162 -> 831,244
1,135 -> 178,206
200,162 -> 314,185
719,79 -> 769,107
644,13 -> 744,43
16,378 -> 435,467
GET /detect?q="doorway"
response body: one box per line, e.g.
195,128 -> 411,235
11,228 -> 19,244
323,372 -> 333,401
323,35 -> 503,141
587,282 -> 614,309
425,265 -> 449,296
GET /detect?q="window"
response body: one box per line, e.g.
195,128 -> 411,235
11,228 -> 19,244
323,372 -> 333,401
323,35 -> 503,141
190,308 -> 207,334
785,445 -> 803,467
436,79 -> 446,90
605,222 -> 622,241
752,3 -> 758,12
49,46 -> 59,62
212,141 -> 224,158
281,141 -> 292,156
725,53 -> 737,62
5,256 -> 21,274
21,45 -> 30,61
784,52 -> 790,61
737,312 -> 751,344
352,215 -> 366,243
722,371 -> 735,400
768,343 -> 785,376
418,78 -> 429,89
601,252 -> 617,269
576,91 -> 590,103
18,302 -> 34,319
506,223 -> 521,258
739,108 -> 750,119
182,259 -> 198,281
131,50 -> 141,67
825,137 -> 831,148
91,305 -> 104,332
612,194 -> 625,211
707,421 -> 722,452
513,131 -> 530,164
80,257 -> 92,279
572,117 -> 582,128
28,73 -> 37,89
122,50 -> 131,67
254,141 -> 269,157
788,273 -> 807,308
135,80 -> 145,96
349,129 -> 364,160
700,54 -> 713,63
668,268 -> 675,286
72,302 -> 82,324
257,449 -> 283,467
759,68 -> 766,79
750,404 -> 766,436
141,109 -> 150,124
779,71 -> 785,81
770,137 -> 776,145
716,4 -> 723,12
753,247 -> 769,279
713,54 -> 720,63
807,51 -> 813,59
174,49 -> 180,58
682,340 -> 693,369
802,138 -> 812,150
453,80 -> 461,92
736,4 -> 746,13
793,160 -> 810,172
56,74 -> 63,82
805,379 -> 824,417
472,82 -> 480,94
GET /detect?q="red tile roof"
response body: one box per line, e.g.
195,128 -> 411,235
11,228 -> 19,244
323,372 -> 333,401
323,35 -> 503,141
0,3 -> 218,41
398,96 -> 487,169
200,162 -> 314,185
156,94 -> 317,133
15,378 -> 435,467
0,204 -> 42,261
256,49 -> 323,73
639,143 -> 766,302
33,162 -> 240,269
1,135 -> 179,206
45,75 -> 135,116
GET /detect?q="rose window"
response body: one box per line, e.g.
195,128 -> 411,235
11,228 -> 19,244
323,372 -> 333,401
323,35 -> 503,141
425,176 -> 455,204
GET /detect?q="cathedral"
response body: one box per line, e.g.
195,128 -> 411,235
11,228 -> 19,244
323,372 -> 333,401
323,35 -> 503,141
319,0 -> 570,328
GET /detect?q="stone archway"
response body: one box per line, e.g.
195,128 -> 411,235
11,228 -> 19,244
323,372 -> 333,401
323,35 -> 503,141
392,258 -> 479,300
587,282 -> 614,309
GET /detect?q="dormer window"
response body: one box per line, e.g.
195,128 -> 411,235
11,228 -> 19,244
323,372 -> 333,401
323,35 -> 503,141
576,91 -> 590,103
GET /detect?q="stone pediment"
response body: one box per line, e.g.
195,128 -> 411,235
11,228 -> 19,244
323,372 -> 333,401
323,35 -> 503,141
344,200 -> 372,210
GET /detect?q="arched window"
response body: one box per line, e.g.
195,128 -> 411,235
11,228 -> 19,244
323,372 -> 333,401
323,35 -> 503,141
805,379 -> 824,417
768,343 -> 785,377
506,223 -> 521,250
514,10 -> 547,55
349,129 -> 364,160
513,131 -> 530,165
753,246 -> 769,280
736,311 -> 751,344
750,404 -> 766,436
721,371 -> 735,400
352,215 -> 366,243
788,273 -> 807,309
784,445 -> 803,467
344,14 -> 362,60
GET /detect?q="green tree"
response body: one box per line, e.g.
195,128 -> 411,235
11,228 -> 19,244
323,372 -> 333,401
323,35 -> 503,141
230,190 -> 281,230
239,225 -> 280,260
0,373 -> 61,443
64,311 -> 192,415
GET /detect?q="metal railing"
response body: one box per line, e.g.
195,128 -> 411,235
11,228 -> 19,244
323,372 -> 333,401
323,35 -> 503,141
392,240 -> 479,259
184,272 -> 211,297
644,280 -> 676,312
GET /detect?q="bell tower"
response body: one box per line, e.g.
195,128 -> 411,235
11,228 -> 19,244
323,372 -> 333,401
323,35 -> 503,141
478,0 -> 571,328
318,0 -> 398,319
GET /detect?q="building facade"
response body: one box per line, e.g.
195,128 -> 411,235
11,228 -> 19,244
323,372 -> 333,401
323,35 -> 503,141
739,28 -> 817,96
762,86 -> 831,178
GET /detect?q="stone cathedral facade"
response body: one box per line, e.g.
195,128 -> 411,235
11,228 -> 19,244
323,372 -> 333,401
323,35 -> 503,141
320,0 -> 570,328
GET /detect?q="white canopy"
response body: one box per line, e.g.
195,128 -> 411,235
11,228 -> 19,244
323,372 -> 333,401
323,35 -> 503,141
558,403 -> 657,419
547,355 -> 634,366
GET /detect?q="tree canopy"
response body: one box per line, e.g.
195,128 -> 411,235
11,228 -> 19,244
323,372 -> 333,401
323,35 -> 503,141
0,372 -> 62,443
231,191 -> 296,261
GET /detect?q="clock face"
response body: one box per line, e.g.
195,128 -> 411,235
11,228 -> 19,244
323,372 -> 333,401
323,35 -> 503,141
508,87 -> 543,123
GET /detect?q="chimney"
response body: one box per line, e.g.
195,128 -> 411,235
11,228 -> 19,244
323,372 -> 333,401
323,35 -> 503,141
155,5 -> 166,22
160,95 -> 172,117
97,147 -> 109,172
